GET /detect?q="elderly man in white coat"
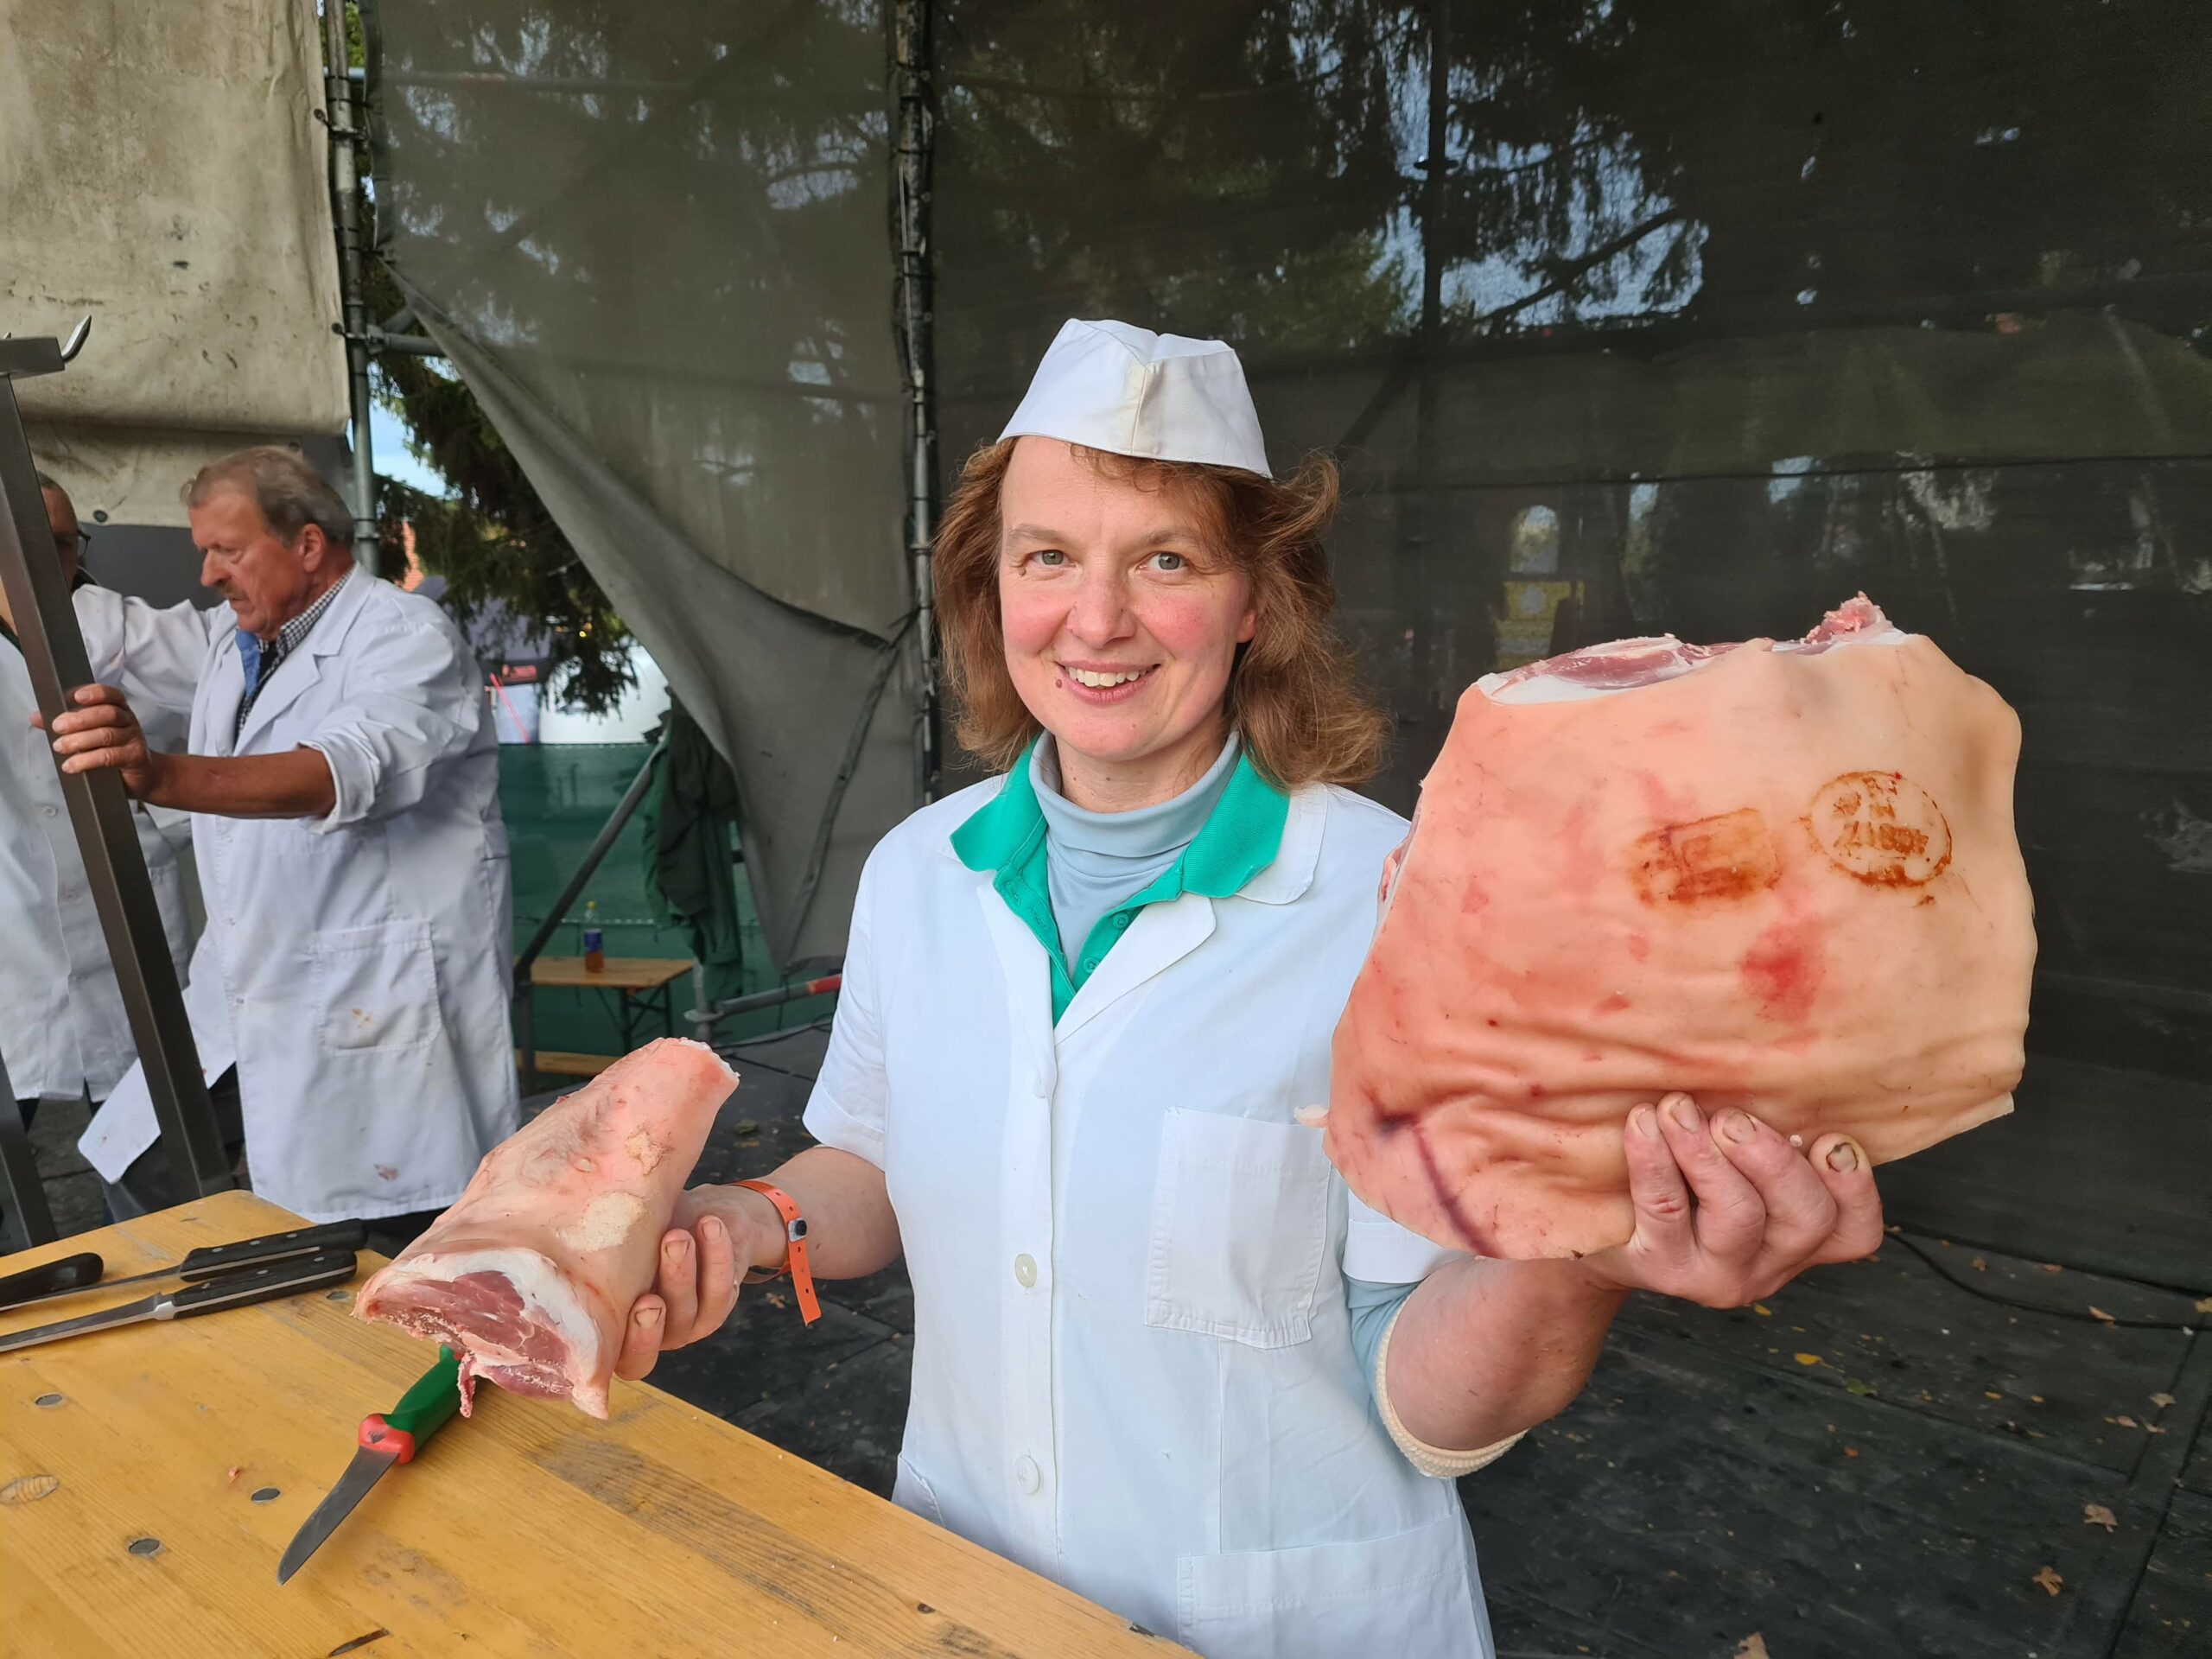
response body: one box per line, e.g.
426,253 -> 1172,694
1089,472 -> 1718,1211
1,474 -> 194,1135
41,446 -> 518,1250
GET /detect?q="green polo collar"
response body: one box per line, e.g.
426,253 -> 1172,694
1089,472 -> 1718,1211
952,737 -> 1289,1020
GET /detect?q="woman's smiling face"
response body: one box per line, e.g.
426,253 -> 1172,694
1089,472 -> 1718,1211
996,437 -> 1256,809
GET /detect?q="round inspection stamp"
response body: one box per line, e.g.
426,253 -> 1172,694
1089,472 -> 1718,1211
1807,771 -> 1952,886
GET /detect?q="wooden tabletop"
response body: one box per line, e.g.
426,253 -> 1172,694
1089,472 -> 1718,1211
0,1192 -> 1183,1658
529,955 -> 695,991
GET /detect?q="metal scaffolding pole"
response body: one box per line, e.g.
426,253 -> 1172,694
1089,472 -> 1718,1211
323,0 -> 381,577
893,0 -> 940,804
0,329 -> 233,1205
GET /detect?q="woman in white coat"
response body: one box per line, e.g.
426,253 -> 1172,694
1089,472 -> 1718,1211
620,322 -> 1885,1657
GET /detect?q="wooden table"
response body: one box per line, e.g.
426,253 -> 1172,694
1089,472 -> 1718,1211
529,955 -> 695,1052
0,1192 -> 1183,1658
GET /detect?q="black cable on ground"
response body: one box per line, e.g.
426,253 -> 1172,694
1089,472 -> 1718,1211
1884,1228 -> 2209,1332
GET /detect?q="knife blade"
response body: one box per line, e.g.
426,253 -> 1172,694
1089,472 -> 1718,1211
0,1220 -> 367,1312
278,1347 -> 466,1584
0,1248 -> 359,1353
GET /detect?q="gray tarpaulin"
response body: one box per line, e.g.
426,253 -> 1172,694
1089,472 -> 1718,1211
369,0 -> 914,969
2,0 -> 347,525
367,0 -> 2212,1166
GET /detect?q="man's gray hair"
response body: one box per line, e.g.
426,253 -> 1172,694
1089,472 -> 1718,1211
182,445 -> 355,550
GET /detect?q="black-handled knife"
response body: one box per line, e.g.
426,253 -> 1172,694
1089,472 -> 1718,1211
0,1248 -> 359,1353
0,1252 -> 104,1310
0,1220 -> 367,1312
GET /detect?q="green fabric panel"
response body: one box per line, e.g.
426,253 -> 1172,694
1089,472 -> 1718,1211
641,698 -> 749,1006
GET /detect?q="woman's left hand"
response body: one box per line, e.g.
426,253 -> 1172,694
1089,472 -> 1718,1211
1579,1092 -> 1885,1306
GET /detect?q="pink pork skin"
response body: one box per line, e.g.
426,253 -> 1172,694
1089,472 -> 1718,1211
355,1039 -> 737,1416
1326,598 -> 2036,1260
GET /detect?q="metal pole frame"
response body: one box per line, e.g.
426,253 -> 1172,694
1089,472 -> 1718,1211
893,0 -> 940,804
0,340 -> 233,1205
322,0 -> 381,577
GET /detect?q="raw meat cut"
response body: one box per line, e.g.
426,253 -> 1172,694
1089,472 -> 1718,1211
355,1039 -> 738,1417
1326,596 -> 2035,1261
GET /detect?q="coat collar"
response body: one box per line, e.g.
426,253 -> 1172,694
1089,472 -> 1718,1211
233,569 -> 373,749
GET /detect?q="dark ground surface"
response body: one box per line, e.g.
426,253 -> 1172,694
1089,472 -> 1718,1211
22,1027 -> 2210,1659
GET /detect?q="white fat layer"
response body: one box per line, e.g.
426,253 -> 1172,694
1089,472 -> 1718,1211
1478,627 -> 1912,705
555,1191 -> 649,1254
364,1246 -> 605,1382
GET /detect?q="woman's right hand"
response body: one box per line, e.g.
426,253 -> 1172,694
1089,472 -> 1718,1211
613,1184 -> 785,1382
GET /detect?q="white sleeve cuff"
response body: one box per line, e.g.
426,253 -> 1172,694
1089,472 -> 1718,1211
1374,1301 -> 1526,1478
802,1088 -> 886,1170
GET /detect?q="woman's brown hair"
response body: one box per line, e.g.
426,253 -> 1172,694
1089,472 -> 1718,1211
932,439 -> 1389,789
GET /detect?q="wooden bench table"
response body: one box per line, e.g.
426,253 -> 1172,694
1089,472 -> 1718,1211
0,1192 -> 1184,1657
529,956 -> 695,1052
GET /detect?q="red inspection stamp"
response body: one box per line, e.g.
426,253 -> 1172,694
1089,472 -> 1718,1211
1808,771 -> 1952,886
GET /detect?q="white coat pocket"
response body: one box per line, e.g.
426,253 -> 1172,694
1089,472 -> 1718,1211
1176,1509 -> 1489,1659
1145,1108 -> 1330,1348
309,919 -> 442,1055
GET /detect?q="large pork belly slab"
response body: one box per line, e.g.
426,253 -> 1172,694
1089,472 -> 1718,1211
356,1039 -> 737,1417
1327,597 -> 2035,1261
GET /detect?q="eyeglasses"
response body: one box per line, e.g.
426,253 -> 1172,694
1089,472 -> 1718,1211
54,527 -> 91,558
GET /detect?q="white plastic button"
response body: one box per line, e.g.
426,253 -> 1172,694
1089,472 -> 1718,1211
1029,1071 -> 1049,1099
1014,1253 -> 1037,1288
1014,1455 -> 1041,1495
41,804 -> 56,818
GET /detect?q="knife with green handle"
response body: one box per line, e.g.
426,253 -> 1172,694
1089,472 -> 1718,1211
278,1346 -> 467,1584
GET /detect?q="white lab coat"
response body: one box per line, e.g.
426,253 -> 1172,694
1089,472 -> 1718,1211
72,575 -> 519,1222
804,778 -> 1495,1659
0,616 -> 194,1102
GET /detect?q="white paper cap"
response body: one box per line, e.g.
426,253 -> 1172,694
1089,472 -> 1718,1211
998,318 -> 1271,478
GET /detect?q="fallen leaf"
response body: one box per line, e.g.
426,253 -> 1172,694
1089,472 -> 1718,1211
1752,1303 -> 1773,1317
1794,1352 -> 1823,1367
2031,1395 -> 2045,1403
2040,1263 -> 2064,1274
2196,1296 -> 2212,1315
2151,1393 -> 2176,1408
1845,1378 -> 1876,1397
0,1476 -> 60,1506
1844,1446 -> 1859,1459
2088,1306 -> 2116,1324
734,1118 -> 760,1136
1971,1256 -> 1986,1271
2032,1566 -> 2063,1597
1735,1637 -> 1771,1659
2084,1503 -> 2118,1532
1985,1391 -> 2003,1401
2115,1415 -> 2139,1428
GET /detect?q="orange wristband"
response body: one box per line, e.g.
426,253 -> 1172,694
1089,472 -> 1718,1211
733,1179 -> 823,1325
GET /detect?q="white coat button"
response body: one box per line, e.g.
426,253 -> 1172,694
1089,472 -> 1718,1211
60,885 -> 79,902
1014,1455 -> 1041,1495
41,804 -> 57,818
1014,1253 -> 1037,1288
1029,1071 -> 1048,1099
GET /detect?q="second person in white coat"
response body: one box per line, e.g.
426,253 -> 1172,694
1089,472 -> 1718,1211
43,446 -> 518,1247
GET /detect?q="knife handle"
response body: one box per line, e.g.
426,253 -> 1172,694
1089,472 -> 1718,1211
174,1220 -> 370,1283
166,1249 -> 359,1316
0,1252 -> 103,1310
363,1346 -> 465,1464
